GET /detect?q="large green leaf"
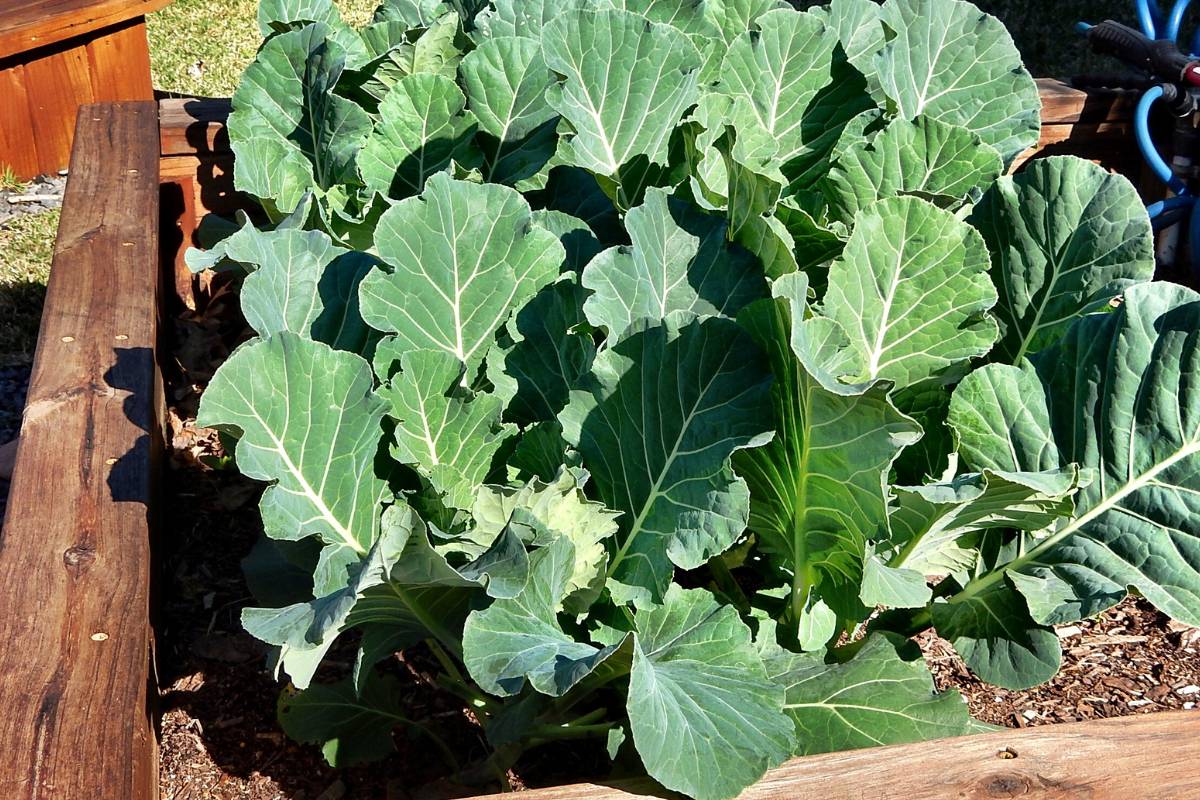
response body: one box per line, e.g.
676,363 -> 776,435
821,195 -> 998,389
930,581 -> 1062,690
373,0 -> 449,26
359,73 -> 478,198
823,116 -> 1003,224
360,173 -> 564,376
542,8 -> 702,177
716,7 -> 876,190
197,334 -> 386,556
560,314 -> 773,606
764,634 -> 984,753
734,273 -> 920,630
627,586 -> 794,800
474,0 -> 591,38
223,223 -> 378,354
258,0 -> 371,69
969,156 -> 1156,363
459,36 -> 558,185
229,24 -> 371,214
811,0 -> 885,79
377,348 -> 516,508
581,188 -> 768,338
875,0 -> 1040,165
946,283 -> 1200,630
487,277 -> 595,426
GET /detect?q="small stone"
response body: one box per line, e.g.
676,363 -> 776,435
1056,625 -> 1083,638
1128,699 -> 1152,707
1185,702 -> 1196,710
1178,685 -> 1200,696
1022,709 -> 1037,721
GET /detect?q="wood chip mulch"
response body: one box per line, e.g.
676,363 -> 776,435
919,599 -> 1200,728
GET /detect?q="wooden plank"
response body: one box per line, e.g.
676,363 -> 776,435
85,16 -> 153,101
0,101 -> 161,800
24,40 -> 96,176
0,62 -> 39,176
1035,78 -> 1139,125
467,712 -> 1199,800
158,97 -> 232,156
0,0 -> 172,61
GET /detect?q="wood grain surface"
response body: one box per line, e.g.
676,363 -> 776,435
0,102 -> 161,800
0,0 -> 171,59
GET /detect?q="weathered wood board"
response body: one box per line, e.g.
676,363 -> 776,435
0,102 -> 161,800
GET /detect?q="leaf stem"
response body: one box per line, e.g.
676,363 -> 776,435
708,556 -> 750,612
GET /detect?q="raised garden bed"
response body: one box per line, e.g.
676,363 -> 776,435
0,75 -> 1197,798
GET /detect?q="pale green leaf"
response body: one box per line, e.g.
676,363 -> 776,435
875,0 -> 1040,165
229,24 -> 371,213
628,585 -> 794,800
377,348 -> 516,508
542,8 -> 702,176
581,188 -> 767,338
766,634 -> 984,753
823,116 -> 1003,224
461,35 -> 558,184
821,195 -> 998,389
969,156 -> 1155,363
359,73 -> 478,198
197,334 -> 387,556
360,173 -> 564,376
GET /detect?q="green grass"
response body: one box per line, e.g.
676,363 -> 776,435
147,0 -> 377,97
0,211 -> 58,367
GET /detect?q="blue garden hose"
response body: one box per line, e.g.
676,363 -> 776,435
1137,86 -> 1191,196
1167,0 -> 1192,41
1137,0 -> 1165,37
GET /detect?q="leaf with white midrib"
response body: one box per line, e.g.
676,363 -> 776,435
874,0 -> 1040,165
377,348 -> 516,509
581,187 -> 768,338
559,313 -> 773,606
197,333 -> 386,556
541,8 -> 702,176
821,195 -> 998,390
947,281 -> 1200,633
359,172 -> 564,377
735,273 -> 920,627
765,634 -> 986,753
969,156 -> 1155,363
627,585 -> 795,800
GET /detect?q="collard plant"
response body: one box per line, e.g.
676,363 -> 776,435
192,0 -> 1200,796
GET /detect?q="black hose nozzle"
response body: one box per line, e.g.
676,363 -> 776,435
1087,19 -> 1192,81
